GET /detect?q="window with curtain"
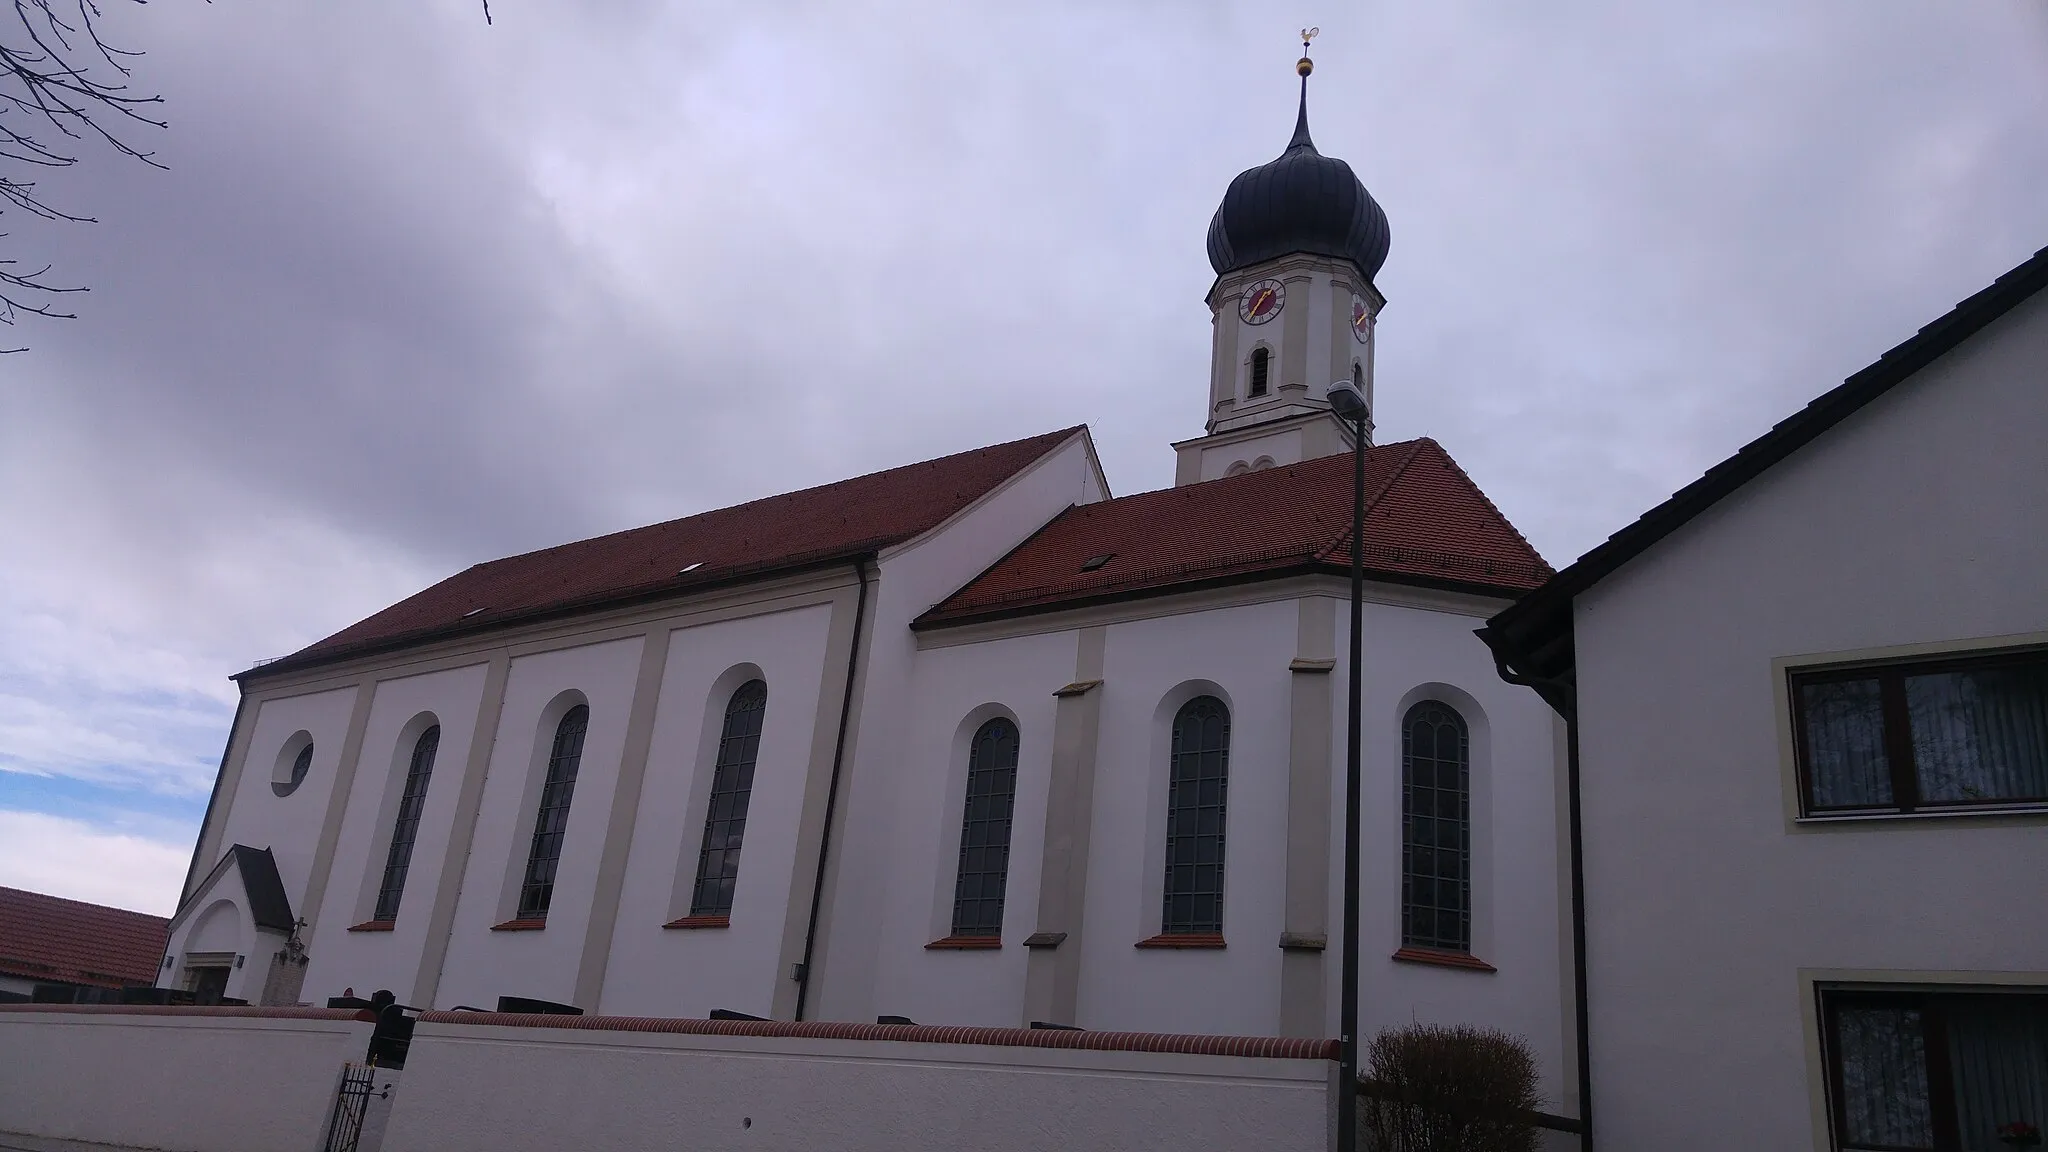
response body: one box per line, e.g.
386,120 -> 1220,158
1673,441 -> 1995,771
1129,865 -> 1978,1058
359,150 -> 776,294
1402,701 -> 1472,953
517,705 -> 588,919
1823,988 -> 2048,1151
373,725 -> 440,922
1162,696 -> 1230,937
1793,648 -> 2048,816
690,680 -> 768,919
1248,347 -> 1270,397
949,717 -> 1020,938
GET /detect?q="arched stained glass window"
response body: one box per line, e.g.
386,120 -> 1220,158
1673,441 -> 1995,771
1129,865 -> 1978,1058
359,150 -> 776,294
1248,347 -> 1270,397
690,680 -> 768,918
1162,696 -> 1230,936
374,725 -> 440,922
1401,701 -> 1471,953
517,705 -> 588,919
949,717 -> 1020,938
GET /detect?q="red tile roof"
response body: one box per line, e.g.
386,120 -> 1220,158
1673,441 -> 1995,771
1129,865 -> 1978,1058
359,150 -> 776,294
261,427 -> 1087,675
918,438 -> 1550,627
0,887 -> 170,989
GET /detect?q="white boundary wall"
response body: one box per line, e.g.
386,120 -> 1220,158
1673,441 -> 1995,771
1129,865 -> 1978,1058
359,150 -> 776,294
382,1016 -> 1337,1152
0,1006 -> 373,1152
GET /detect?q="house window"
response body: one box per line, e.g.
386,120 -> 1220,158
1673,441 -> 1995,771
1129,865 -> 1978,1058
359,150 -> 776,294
950,717 -> 1020,938
373,726 -> 440,922
517,705 -> 589,919
1162,696 -> 1230,936
1248,347 -> 1270,397
1793,647 -> 2048,816
1821,987 -> 2048,1151
1402,701 -> 1471,953
690,680 -> 768,919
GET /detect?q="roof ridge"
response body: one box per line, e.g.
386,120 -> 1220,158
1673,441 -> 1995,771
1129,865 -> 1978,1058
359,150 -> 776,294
468,425 -> 1087,572
1314,438 -> 1427,564
1412,438 -> 1554,574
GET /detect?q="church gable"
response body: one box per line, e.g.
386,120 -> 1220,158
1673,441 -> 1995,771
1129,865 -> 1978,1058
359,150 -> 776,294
917,437 -> 1551,628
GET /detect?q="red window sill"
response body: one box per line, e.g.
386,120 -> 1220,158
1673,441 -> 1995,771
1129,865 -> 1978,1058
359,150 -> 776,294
663,915 -> 731,930
1135,933 -> 1226,950
925,936 -> 1001,950
347,920 -> 395,933
490,918 -> 548,932
1392,946 -> 1496,973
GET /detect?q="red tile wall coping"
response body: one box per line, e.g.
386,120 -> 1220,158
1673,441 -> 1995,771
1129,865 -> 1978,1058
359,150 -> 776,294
414,1011 -> 1339,1061
0,1004 -> 375,1022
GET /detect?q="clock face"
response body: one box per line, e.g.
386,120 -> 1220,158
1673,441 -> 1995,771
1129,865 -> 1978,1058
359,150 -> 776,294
1239,279 -> 1285,325
1351,298 -> 1372,343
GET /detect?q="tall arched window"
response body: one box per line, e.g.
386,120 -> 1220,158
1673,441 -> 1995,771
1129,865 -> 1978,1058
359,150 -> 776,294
518,705 -> 588,919
1248,347 -> 1270,397
690,680 -> 768,918
373,725 -> 440,922
1163,696 -> 1230,936
1353,361 -> 1364,391
950,717 -> 1020,938
1401,701 -> 1471,953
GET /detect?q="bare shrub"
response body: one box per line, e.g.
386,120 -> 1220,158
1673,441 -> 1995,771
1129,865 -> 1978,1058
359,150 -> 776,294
1358,1023 -> 1543,1152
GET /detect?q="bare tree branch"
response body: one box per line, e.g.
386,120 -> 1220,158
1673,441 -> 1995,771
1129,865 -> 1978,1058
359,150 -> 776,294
2,0 -> 174,351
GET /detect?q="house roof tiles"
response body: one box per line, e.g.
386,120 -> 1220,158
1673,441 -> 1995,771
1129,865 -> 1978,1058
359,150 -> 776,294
918,437 -> 1550,627
0,886 -> 170,989
257,427 -> 1086,677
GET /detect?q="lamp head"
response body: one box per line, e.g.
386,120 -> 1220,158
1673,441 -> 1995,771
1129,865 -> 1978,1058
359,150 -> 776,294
1327,380 -> 1369,421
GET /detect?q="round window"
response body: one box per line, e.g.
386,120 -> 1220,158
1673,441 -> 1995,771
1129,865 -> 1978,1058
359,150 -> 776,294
272,735 -> 314,797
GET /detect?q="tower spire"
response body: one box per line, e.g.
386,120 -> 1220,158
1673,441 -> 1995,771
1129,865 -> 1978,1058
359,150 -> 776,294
1290,27 -> 1318,152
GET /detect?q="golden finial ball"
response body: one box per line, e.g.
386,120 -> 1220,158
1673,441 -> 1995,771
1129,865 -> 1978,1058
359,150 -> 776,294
1297,56 -> 1314,77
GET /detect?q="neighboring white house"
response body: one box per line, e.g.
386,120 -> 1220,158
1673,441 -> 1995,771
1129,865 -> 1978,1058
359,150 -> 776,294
160,60 -> 1581,1114
1482,244 -> 2048,1151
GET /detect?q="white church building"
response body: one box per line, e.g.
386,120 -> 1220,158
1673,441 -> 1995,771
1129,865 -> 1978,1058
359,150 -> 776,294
160,62 -> 1579,1109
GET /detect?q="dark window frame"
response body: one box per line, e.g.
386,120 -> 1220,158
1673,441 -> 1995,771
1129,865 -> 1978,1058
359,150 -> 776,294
1161,696 -> 1230,937
689,680 -> 768,919
949,717 -> 1021,939
1248,347 -> 1270,397
1791,646 -> 2048,818
1401,701 -> 1472,954
517,705 -> 589,919
373,725 -> 440,922
1818,985 -> 2048,1152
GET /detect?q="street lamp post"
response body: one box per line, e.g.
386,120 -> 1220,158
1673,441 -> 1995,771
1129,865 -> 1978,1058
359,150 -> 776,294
1326,380 -> 1370,1152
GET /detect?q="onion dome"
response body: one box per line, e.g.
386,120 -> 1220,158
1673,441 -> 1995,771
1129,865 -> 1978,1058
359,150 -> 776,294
1206,51 -> 1390,282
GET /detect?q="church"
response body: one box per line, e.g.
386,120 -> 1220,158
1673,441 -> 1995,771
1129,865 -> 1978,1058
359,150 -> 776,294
160,50 -> 1576,1110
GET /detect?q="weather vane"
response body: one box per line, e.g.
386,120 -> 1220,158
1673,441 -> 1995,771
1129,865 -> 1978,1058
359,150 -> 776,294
1299,27 -> 1318,77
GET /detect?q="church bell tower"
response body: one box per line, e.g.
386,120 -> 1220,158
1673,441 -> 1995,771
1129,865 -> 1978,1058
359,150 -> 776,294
1172,35 -> 1391,486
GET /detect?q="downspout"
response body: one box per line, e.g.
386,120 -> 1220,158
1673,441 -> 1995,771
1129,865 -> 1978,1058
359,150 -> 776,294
1491,652 -> 1593,1152
177,691 -> 249,910
793,557 -> 871,1021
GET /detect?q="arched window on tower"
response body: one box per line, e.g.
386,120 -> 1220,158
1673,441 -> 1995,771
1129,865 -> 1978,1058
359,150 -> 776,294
518,705 -> 588,919
1248,347 -> 1270,397
690,680 -> 768,919
1401,701 -> 1471,953
374,725 -> 440,922
1162,696 -> 1230,937
949,717 -> 1020,938
1353,361 -> 1364,392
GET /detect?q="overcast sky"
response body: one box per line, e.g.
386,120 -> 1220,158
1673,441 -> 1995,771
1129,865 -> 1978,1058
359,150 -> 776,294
3,1 -> 2044,915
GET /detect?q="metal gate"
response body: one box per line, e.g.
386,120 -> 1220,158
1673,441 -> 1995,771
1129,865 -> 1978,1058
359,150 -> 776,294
322,1063 -> 385,1152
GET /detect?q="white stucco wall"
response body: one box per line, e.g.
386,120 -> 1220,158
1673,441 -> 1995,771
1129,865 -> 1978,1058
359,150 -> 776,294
866,628 -> 1074,1026
811,435 -> 1107,1024
0,1007 -> 372,1152
380,1019 -> 1333,1152
214,684 -> 360,921
431,636 -> 645,1012
599,603 -> 835,1018
1569,289 -> 2048,1147
1349,598 -> 1568,1111
302,662 -> 491,1004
